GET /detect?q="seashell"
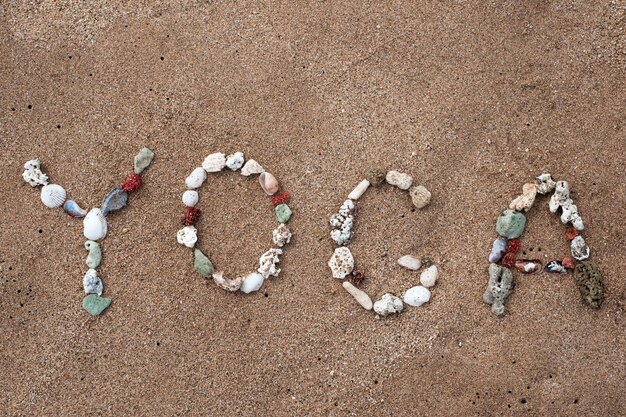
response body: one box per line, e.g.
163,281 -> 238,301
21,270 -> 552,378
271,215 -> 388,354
258,248 -> 283,279
177,226 -> 197,248
259,172 -> 279,195
366,168 -> 386,187
342,281 -> 373,310
488,237 -> 507,263
495,209 -> 526,239
63,200 -> 87,218
40,184 -> 66,208
185,167 -> 207,189
22,159 -> 48,186
397,255 -> 421,271
101,187 -> 129,216
535,173 -> 556,195
83,268 -> 103,295
272,224 -> 292,247
403,285 -> 431,307
514,260 -> 542,274
83,208 -> 108,241
420,265 -> 438,287
182,190 -> 199,207
240,272 -> 264,293
409,185 -> 431,209
275,203 -> 292,224
202,152 -> 226,173
385,170 -> 413,190
509,183 -> 537,212
373,293 -> 404,316
212,271 -> 243,292
194,249 -> 214,278
549,181 -> 570,213
570,236 -> 590,261
561,256 -> 575,269
328,247 -> 354,279
240,159 -> 264,176
82,294 -> 111,316
544,260 -> 566,274
84,240 -> 102,269
133,147 -> 155,174
574,262 -> 604,309
347,179 -> 370,200
483,263 -> 513,316
225,151 -> 245,171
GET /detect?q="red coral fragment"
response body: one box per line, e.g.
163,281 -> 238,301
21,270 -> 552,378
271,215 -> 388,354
562,256 -> 576,269
121,173 -> 142,193
506,239 -> 521,255
565,229 -> 578,241
181,207 -> 201,226
272,192 -> 290,207
501,252 -> 516,269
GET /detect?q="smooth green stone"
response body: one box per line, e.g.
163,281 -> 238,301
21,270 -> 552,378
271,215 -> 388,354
133,147 -> 155,174
82,294 -> 111,316
84,240 -> 102,269
275,203 -> 292,224
495,209 -> 526,239
194,249 -> 214,278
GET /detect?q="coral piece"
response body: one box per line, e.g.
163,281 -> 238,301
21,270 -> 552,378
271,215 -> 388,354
181,206 -> 201,226
562,256 -> 575,269
272,224 -> 292,247
258,248 -> 283,279
495,209 -> 526,239
101,187 -> 129,215
328,247 -> 354,279
348,180 -> 370,200
549,181 -> 570,213
212,272 -> 243,292
483,263 -> 514,316
40,184 -> 66,208
385,170 -> 413,190
121,173 -> 142,193
506,239 -> 521,255
22,159 -> 48,186
342,281 -> 373,310
560,198 -> 584,231
241,159 -> 264,176
509,183 -> 537,212
566,228 -> 579,241
330,200 -> 356,246
225,152 -> 245,171
83,208 -> 108,241
82,294 -> 111,316
194,249 -> 214,278
535,173 -> 556,195
366,168 -> 386,187
202,152 -> 226,173
84,240 -> 102,269
63,200 -> 87,218
409,185 -> 431,209
574,262 -> 604,309
272,192 -> 290,207
500,252 -> 516,269
177,226 -> 197,248
83,269 -> 103,295
373,293 -> 404,316
545,260 -> 567,273
488,237 -> 507,263
350,271 -> 365,287
133,147 -> 155,174
570,236 -> 590,260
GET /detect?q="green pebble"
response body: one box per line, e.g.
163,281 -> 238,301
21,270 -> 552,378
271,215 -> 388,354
194,249 -> 214,278
275,203 -> 292,224
82,294 -> 111,316
495,209 -> 526,239
84,240 -> 102,269
133,147 -> 155,174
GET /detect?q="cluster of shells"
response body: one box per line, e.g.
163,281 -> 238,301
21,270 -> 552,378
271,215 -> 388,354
22,148 -> 155,316
177,152 -> 293,294
484,173 -> 602,315
328,169 -> 438,317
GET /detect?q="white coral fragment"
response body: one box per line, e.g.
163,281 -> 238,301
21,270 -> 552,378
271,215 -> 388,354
258,248 -> 283,279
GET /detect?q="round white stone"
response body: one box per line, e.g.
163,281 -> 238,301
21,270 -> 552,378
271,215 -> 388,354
403,286 -> 431,307
419,265 -> 438,288
182,190 -> 199,207
240,273 -> 264,294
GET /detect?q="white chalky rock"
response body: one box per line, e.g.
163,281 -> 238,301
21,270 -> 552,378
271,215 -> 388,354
342,281 -> 373,310
177,226 -> 198,248
328,247 -> 354,279
570,235 -> 590,260
373,293 -> 404,316
347,180 -> 370,200
330,200 -> 356,245
258,248 -> 282,279
83,268 -> 103,295
225,152 -> 245,171
385,170 -> 413,190
240,272 -> 264,293
182,190 -> 199,207
338,199 -> 355,216
409,185 -> 431,209
560,199 -> 584,231
403,285 -> 431,307
185,167 -> 207,189
397,255 -> 421,271
241,159 -> 264,176
22,159 -> 48,187
549,181 -> 570,213
272,224 -> 292,247
509,183 -> 537,212
202,152 -> 226,173
419,265 -> 438,288
535,173 -> 556,195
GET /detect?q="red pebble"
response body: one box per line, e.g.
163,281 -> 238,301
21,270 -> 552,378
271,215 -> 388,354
501,252 -> 516,268
271,192 -> 290,207
181,207 -> 201,226
506,239 -> 521,255
562,256 -> 576,269
565,229 -> 578,241
121,173 -> 142,193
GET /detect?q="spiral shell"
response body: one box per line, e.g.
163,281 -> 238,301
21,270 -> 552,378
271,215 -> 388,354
40,184 -> 67,208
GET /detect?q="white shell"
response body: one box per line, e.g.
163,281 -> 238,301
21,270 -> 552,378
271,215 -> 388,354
420,265 -> 438,288
342,281 -> 373,310
40,184 -> 66,208
258,248 -> 283,279
385,170 -> 413,190
202,152 -> 226,173
225,152 -> 245,171
240,272 -> 264,293
83,208 -> 108,241
259,172 -> 279,195
509,183 -> 537,212
347,179 -> 370,200
177,226 -> 198,248
83,268 -> 103,295
373,293 -> 404,316
241,159 -> 264,176
185,167 -> 207,189
272,224 -> 292,247
328,247 -> 354,279
23,159 -> 48,187
397,255 -> 421,271
182,190 -> 199,207
409,185 -> 431,209
403,286 -> 431,307
212,271 -> 243,292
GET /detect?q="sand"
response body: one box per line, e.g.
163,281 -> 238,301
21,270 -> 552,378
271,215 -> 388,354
1,2 -> 625,416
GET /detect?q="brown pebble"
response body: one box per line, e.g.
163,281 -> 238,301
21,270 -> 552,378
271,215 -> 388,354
366,168 -> 386,187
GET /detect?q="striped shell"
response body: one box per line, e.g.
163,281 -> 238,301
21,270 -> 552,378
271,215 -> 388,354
40,184 -> 67,208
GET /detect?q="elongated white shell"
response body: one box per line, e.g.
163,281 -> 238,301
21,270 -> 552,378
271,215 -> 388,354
40,184 -> 66,208
83,208 -> 108,241
185,167 -> 207,189
347,179 -> 370,200
259,172 -> 279,195
342,281 -> 373,310
182,190 -> 199,207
